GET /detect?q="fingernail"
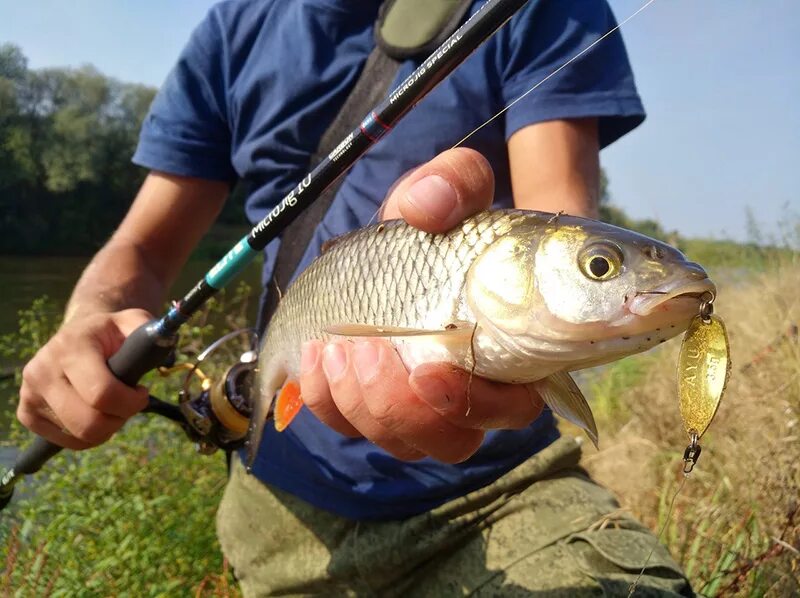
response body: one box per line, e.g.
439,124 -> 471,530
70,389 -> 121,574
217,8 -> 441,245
411,373 -> 451,411
322,343 -> 347,381
300,341 -> 319,375
352,341 -> 379,384
405,175 -> 457,223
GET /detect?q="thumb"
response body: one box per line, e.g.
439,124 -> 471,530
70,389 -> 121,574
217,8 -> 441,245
381,147 -> 495,233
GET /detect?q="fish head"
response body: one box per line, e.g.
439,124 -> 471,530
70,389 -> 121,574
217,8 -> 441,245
466,214 -> 716,369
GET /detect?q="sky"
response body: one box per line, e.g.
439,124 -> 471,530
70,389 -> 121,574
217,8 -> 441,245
0,0 -> 798,242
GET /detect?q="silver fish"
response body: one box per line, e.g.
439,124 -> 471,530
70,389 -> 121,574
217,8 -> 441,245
247,209 -> 715,466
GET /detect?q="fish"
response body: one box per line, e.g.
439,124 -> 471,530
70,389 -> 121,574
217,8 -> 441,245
246,209 -> 715,467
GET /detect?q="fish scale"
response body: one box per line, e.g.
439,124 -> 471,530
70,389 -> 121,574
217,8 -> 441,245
262,209 -> 525,368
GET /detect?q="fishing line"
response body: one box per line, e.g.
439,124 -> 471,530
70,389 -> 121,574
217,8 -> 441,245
628,472 -> 688,596
367,0 -> 659,230
452,0 -> 659,149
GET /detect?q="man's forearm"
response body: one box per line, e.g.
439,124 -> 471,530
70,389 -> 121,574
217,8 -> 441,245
508,118 -> 600,219
64,172 -> 230,323
64,239 -> 170,323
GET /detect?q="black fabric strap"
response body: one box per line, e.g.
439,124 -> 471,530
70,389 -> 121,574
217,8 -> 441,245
256,46 -> 401,337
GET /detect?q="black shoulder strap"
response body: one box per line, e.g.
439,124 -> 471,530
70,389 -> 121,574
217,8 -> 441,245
256,47 -> 401,336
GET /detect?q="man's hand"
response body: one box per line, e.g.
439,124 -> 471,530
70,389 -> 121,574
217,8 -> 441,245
298,147 -> 545,463
16,172 -> 229,450
17,310 -> 152,450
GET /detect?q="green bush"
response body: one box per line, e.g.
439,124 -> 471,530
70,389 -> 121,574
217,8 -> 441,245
1,286 -> 253,596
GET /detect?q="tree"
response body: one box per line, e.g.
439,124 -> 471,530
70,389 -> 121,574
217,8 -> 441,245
0,44 -> 27,81
0,46 -> 157,253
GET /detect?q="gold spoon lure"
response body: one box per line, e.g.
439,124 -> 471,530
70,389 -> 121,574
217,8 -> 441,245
677,293 -> 732,473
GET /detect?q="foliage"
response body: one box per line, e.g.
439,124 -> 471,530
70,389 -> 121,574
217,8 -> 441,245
0,284 -> 254,596
0,296 -> 63,364
681,237 -> 797,272
0,44 -> 244,256
579,249 -> 800,596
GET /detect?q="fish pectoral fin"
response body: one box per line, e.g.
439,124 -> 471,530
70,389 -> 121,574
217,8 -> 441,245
274,380 -> 303,432
245,360 -> 287,472
532,372 -> 599,448
325,321 -> 476,338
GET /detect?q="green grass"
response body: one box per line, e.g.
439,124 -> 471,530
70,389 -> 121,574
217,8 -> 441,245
2,418 -> 234,596
581,248 -> 800,596
680,237 -> 796,271
0,287 -> 252,596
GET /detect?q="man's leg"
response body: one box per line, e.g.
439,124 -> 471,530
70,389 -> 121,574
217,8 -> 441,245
217,437 -> 692,597
408,440 -> 692,596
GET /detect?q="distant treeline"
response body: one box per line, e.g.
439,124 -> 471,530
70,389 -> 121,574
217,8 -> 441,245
0,44 -> 246,256
0,44 -> 152,254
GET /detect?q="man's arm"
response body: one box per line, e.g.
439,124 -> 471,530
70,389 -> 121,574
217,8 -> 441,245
18,173 -> 229,450
65,173 -> 230,320
508,118 -> 600,217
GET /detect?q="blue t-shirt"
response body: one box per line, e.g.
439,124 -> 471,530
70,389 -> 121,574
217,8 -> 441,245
134,0 -> 645,520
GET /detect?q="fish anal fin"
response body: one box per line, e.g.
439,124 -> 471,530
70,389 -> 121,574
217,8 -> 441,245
325,322 -> 475,338
532,371 -> 599,448
274,380 -> 303,432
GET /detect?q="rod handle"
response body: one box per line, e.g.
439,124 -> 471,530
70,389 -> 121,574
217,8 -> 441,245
107,319 -> 177,386
0,319 -> 177,511
0,437 -> 62,511
12,436 -> 63,475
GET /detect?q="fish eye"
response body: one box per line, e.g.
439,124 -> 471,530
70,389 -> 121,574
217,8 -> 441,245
579,243 -> 623,281
645,245 -> 665,260
589,256 -> 611,277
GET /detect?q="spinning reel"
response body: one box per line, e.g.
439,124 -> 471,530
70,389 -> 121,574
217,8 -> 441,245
153,328 -> 258,454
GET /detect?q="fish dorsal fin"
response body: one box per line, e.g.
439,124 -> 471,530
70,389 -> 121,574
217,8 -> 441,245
325,322 -> 475,338
532,371 -> 598,448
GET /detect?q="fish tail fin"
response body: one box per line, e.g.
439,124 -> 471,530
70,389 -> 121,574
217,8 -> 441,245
245,359 -> 286,472
274,380 -> 303,432
532,371 -> 599,448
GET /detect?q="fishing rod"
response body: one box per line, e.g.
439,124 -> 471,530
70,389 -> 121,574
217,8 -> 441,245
0,0 -> 532,510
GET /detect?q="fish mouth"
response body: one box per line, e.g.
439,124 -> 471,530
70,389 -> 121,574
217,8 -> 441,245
628,279 -> 716,316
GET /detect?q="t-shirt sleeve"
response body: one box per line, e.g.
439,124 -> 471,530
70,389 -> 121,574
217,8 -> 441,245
132,8 -> 236,181
501,0 -> 645,148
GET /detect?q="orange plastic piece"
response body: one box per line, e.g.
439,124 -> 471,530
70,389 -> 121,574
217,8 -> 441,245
274,380 -> 303,432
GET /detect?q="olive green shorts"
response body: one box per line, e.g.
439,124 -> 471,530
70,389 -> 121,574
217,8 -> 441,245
216,437 -> 692,597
